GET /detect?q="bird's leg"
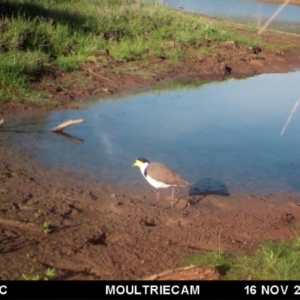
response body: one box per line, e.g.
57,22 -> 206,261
171,186 -> 175,199
155,189 -> 160,206
171,186 -> 175,209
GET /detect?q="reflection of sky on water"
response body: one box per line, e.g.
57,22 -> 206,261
162,0 -> 300,33
2,71 -> 300,193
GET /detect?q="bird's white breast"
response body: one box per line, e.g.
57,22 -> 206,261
145,174 -> 172,189
139,163 -> 172,189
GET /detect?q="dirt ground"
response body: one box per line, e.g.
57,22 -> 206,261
1,144 -> 300,280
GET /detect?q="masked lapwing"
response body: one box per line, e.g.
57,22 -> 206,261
133,157 -> 190,208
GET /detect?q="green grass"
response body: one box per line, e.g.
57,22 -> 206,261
0,0 -> 281,102
22,267 -> 55,281
42,221 -> 51,233
182,237 -> 300,280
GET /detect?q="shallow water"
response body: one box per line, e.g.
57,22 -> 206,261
2,71 -> 300,194
162,0 -> 300,34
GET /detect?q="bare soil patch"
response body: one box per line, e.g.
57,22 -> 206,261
0,146 -> 300,280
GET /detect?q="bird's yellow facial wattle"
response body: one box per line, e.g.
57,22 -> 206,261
132,160 -> 140,167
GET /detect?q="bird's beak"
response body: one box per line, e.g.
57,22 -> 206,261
132,160 -> 139,167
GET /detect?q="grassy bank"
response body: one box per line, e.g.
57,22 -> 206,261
183,237 -> 300,280
0,0 -> 271,103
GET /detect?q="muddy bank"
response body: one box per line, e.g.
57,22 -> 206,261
1,25 -> 300,115
259,0 -> 300,6
0,145 -> 300,280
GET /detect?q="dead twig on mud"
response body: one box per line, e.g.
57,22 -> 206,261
141,265 -> 220,280
173,194 -> 190,209
0,217 -> 41,233
50,119 -> 85,132
173,194 -> 207,210
80,65 -> 115,83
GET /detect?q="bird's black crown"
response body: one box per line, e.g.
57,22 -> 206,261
137,157 -> 149,163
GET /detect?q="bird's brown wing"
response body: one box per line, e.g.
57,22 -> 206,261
146,162 -> 190,187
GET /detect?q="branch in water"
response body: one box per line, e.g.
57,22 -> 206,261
50,119 -> 85,132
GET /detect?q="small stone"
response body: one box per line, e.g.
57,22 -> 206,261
250,45 -> 262,54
